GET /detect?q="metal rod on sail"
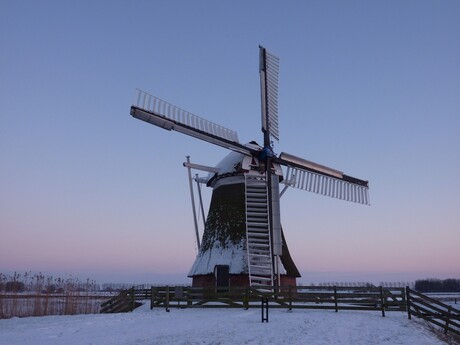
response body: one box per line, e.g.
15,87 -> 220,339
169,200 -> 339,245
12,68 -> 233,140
280,184 -> 289,198
280,170 -> 296,198
270,173 -> 282,288
186,156 -> 201,250
195,173 -> 207,229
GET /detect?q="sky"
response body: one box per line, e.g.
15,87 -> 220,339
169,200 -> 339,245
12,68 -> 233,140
1,0 -> 459,285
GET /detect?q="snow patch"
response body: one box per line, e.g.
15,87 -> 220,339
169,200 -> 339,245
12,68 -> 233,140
0,306 -> 446,345
188,241 -> 247,276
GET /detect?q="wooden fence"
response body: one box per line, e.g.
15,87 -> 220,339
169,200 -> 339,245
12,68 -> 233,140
97,285 -> 460,336
105,285 -> 406,315
406,288 -> 460,336
100,288 -> 142,314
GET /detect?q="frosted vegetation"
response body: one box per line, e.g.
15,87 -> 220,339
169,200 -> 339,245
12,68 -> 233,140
0,272 -> 106,319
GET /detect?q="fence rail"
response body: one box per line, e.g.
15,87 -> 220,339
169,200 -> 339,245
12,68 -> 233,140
112,285 -> 406,315
105,285 -> 460,336
407,288 -> 460,336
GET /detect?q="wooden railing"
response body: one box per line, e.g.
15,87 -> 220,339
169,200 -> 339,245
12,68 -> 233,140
100,285 -> 460,336
100,288 -> 142,314
406,288 -> 460,336
112,285 -> 406,315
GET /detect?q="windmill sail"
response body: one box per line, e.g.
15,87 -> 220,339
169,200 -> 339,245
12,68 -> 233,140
131,89 -> 254,156
259,46 -> 280,143
277,152 -> 370,205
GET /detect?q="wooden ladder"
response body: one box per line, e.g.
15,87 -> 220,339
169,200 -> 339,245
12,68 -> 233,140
245,174 -> 273,287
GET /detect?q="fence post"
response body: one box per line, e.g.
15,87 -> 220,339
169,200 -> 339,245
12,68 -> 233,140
444,306 -> 452,335
333,286 -> 338,313
244,287 -> 249,310
379,286 -> 385,317
175,286 -> 183,308
150,287 -> 154,310
165,286 -> 170,312
288,286 -> 292,311
261,297 -> 269,323
405,287 -> 411,320
187,287 -> 192,306
400,287 -> 406,312
130,287 -> 135,312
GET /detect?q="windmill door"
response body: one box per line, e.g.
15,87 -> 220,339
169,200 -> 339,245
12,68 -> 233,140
214,265 -> 229,288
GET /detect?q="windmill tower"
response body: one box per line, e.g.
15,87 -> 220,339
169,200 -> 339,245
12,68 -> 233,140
130,46 -> 369,288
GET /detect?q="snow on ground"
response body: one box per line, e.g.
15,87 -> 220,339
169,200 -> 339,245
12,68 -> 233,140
0,304 -> 446,345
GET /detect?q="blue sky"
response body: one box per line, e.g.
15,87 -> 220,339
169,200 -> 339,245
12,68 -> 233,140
1,0 -> 459,284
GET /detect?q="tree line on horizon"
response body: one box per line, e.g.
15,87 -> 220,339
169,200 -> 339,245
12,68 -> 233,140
0,272 -> 98,293
2,272 -> 459,292
414,278 -> 460,292
306,281 -> 415,288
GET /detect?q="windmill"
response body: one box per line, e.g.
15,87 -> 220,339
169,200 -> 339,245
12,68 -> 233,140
130,46 -> 369,288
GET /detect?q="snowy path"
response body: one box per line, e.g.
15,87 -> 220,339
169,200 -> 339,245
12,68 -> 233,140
0,304 -> 445,345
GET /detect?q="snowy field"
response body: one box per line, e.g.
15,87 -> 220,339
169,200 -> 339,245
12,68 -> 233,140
0,304 -> 448,345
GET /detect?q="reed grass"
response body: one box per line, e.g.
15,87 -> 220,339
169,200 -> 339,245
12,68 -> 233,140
0,272 -> 106,319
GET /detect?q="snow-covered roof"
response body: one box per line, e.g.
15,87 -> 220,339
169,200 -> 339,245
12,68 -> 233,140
207,142 -> 262,185
188,240 -> 248,276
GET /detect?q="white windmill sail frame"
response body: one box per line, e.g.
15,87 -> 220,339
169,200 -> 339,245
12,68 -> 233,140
134,89 -> 240,143
259,47 -> 280,143
282,164 -> 370,205
131,89 -> 256,157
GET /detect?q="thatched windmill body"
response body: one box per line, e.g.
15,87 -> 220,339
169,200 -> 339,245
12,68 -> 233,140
131,47 -> 370,288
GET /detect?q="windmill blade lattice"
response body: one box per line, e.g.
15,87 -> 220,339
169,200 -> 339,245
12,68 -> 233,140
134,89 -> 239,142
131,89 -> 255,156
260,47 -> 280,143
283,165 -> 370,205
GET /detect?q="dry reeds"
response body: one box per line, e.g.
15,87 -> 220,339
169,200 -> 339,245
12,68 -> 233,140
0,272 -> 106,319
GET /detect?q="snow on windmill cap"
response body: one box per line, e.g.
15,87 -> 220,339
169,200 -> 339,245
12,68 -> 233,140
207,141 -> 283,187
